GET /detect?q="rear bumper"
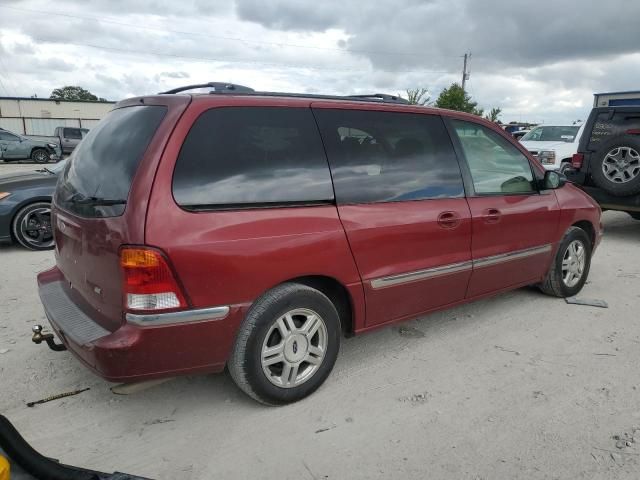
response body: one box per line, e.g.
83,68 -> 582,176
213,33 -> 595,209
37,267 -> 246,382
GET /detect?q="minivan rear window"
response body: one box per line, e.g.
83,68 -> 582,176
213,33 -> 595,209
172,107 -> 334,209
56,106 -> 167,218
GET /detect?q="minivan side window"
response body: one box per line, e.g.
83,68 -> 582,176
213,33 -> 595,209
172,107 -> 334,208
451,120 -> 536,195
313,109 -> 464,203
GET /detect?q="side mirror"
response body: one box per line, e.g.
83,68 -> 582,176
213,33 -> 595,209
542,170 -> 567,190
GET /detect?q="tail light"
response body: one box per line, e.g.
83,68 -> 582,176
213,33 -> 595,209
626,129 -> 640,135
120,247 -> 188,312
571,153 -> 584,169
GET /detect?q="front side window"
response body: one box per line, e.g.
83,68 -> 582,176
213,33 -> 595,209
452,120 -> 536,195
313,109 -> 464,204
172,107 -> 334,208
0,131 -> 19,141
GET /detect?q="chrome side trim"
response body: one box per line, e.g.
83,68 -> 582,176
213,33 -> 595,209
370,261 -> 473,289
472,244 -> 552,269
369,244 -> 553,290
126,306 -> 230,326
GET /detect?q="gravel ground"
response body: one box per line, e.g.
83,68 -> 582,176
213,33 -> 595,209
1,162 -> 640,479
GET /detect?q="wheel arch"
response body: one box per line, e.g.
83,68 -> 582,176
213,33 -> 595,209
571,219 -> 596,248
280,275 -> 355,337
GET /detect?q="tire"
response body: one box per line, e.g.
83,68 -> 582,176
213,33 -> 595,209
12,202 -> 55,251
539,227 -> 592,298
628,212 -> 640,220
31,148 -> 49,164
590,136 -> 640,196
228,283 -> 341,405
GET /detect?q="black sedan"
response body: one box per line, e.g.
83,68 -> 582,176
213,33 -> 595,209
0,159 -> 67,250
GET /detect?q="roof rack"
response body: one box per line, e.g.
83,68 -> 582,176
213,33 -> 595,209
159,82 -> 255,95
160,82 -> 411,105
347,93 -> 409,104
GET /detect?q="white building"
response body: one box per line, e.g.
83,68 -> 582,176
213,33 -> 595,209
0,96 -> 115,136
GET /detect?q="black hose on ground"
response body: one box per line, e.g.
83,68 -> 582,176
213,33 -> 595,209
0,414 -> 98,480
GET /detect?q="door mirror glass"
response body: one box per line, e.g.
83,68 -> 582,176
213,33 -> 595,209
543,170 -> 566,189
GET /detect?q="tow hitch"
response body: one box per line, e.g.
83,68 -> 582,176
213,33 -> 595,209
31,324 -> 66,352
0,414 -> 152,480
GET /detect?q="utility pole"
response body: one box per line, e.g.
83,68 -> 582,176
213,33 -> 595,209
461,52 -> 471,92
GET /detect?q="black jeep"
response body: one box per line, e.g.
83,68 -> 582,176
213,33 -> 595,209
566,105 -> 640,218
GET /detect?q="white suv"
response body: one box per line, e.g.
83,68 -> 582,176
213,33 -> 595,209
520,124 -> 585,171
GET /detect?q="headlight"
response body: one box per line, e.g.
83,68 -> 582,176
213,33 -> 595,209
47,143 -> 57,148
537,150 -> 556,165
0,192 -> 11,201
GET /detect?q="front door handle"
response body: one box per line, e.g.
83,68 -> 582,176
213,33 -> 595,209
483,208 -> 502,224
437,211 -> 461,229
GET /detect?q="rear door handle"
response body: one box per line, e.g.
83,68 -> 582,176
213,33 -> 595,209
483,208 -> 502,224
437,211 -> 461,229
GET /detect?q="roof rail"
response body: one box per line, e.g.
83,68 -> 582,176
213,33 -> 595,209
160,82 -> 255,95
347,94 -> 409,104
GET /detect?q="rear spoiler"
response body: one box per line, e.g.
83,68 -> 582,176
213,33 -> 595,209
0,414 -> 152,480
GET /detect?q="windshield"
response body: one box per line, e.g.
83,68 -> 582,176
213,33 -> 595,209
521,126 -> 580,142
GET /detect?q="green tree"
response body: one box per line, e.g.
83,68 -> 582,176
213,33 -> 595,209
403,87 -> 430,106
485,107 -> 502,123
434,83 -> 483,116
50,86 -> 107,102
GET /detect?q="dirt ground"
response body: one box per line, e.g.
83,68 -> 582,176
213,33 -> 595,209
1,162 -> 640,479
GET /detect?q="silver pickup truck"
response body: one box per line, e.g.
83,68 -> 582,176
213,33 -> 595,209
54,126 -> 89,155
0,128 -> 62,163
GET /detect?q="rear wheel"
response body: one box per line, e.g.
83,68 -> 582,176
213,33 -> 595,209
539,227 -> 592,298
628,212 -> 640,220
591,136 -> 640,196
31,148 -> 49,164
228,283 -> 341,405
12,202 -> 55,250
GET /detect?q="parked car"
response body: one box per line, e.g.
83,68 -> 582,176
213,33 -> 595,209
564,105 -> 640,217
54,126 -> 89,155
520,124 -> 584,170
0,158 -> 67,250
35,83 -> 602,405
0,128 -> 61,163
512,129 -> 530,141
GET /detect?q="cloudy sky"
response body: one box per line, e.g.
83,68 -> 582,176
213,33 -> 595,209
0,0 -> 638,124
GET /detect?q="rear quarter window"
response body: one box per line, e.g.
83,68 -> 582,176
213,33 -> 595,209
172,107 -> 334,209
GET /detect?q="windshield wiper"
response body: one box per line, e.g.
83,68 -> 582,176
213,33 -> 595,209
69,195 -> 127,206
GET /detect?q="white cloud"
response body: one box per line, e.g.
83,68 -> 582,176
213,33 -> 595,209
0,0 -> 638,124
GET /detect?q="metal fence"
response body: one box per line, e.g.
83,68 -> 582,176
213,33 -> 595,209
0,117 -> 101,136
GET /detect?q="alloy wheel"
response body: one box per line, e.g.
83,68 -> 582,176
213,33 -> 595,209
20,207 -> 54,249
261,308 -> 328,388
561,239 -> 586,288
602,147 -> 640,183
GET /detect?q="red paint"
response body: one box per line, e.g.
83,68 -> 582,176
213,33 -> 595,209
37,93 -> 601,383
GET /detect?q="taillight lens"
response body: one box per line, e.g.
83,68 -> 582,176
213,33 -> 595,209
571,153 -> 584,169
120,247 -> 188,312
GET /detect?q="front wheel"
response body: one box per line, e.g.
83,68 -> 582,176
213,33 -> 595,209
539,227 -> 592,297
228,283 -> 341,405
12,202 -> 55,250
31,148 -> 49,163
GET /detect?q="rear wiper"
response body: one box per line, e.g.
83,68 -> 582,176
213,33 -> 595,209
70,195 -> 127,206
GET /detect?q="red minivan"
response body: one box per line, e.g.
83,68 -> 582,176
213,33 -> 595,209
36,83 -> 602,405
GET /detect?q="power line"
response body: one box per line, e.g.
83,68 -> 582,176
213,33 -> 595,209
31,38 -> 454,75
0,5 -> 461,60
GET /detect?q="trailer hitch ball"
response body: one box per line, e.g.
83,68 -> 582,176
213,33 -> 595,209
31,324 -> 66,352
